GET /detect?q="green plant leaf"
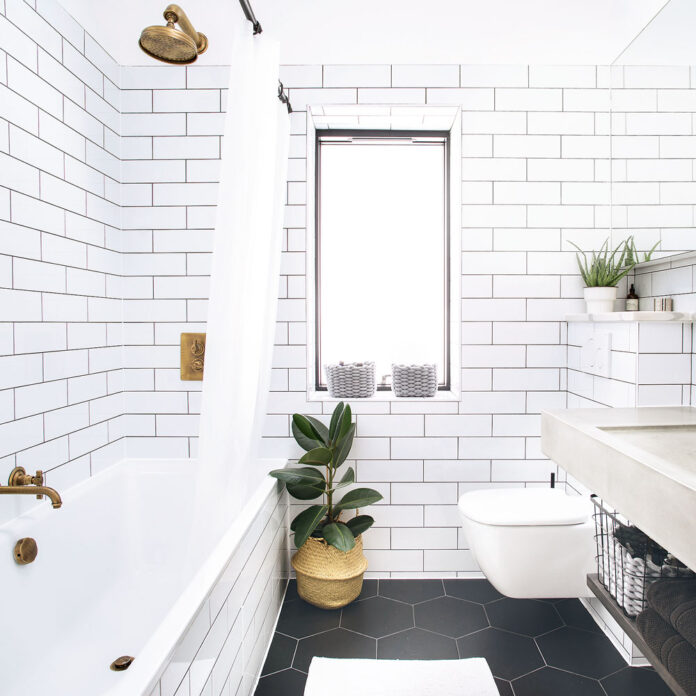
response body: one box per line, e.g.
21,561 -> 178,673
286,467 -> 326,500
338,403 -> 352,441
298,446 -> 333,466
334,423 -> 355,468
269,467 -> 326,488
305,416 -> 330,446
331,466 -> 355,490
322,522 -> 356,552
346,515 -> 374,537
292,505 -> 328,548
292,416 -> 324,452
334,487 -> 383,512
328,402 -> 345,442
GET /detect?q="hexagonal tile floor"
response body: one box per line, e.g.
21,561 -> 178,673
254,579 -> 672,696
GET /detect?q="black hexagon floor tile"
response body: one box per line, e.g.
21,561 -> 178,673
486,598 -> 563,637
601,667 -> 675,696
494,678 -> 514,696
356,579 -> 378,601
554,598 -> 602,634
444,578 -> 504,604
456,627 -> 544,681
377,627 -> 458,660
414,595 -> 488,638
261,632 -> 297,675
276,599 -> 340,638
341,596 -> 413,638
513,667 -> 605,696
255,668 -> 307,696
379,579 -> 444,604
293,627 -> 376,672
536,626 -> 627,679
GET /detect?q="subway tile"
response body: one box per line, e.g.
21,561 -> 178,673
391,438 -> 457,460
494,88 -> 562,111
427,88 -> 492,109
0,151 -> 39,196
529,65 -> 595,88
0,353 -> 42,389
459,65 -> 527,87
14,322 -> 65,353
392,64 -> 459,87
154,89 -> 220,113
16,378 -> 66,417
323,65 -> 390,88
0,12 -> 37,69
357,414 -> 423,437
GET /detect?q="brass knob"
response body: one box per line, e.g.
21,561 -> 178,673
110,655 -> 135,671
14,537 -> 38,565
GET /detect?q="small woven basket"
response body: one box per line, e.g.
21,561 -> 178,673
392,364 -> 438,398
291,535 -> 368,609
325,362 -> 375,398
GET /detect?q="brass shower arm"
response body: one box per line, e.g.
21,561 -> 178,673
163,4 -> 206,52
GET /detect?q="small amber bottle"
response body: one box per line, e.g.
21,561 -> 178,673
626,283 -> 639,311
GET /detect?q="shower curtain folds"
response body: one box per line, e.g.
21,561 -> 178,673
197,32 -> 290,528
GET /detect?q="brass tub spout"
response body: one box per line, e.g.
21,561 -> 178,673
0,467 -> 62,509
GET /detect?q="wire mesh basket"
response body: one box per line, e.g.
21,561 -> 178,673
391,364 -> 438,398
592,496 -> 693,617
325,362 -> 376,398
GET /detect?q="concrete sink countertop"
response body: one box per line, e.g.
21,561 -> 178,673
541,406 -> 696,572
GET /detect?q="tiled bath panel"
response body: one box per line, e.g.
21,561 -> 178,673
256,579 -> 670,696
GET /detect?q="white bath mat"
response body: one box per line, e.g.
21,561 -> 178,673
303,657 -> 499,696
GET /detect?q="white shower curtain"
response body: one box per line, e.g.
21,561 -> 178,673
197,32 -> 290,515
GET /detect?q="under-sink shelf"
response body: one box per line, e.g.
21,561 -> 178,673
587,574 -> 688,696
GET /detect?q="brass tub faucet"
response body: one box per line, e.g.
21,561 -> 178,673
0,467 -> 62,509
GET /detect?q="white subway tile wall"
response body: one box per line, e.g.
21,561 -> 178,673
0,0 -> 125,525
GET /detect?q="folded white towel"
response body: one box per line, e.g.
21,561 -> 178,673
303,657 -> 499,696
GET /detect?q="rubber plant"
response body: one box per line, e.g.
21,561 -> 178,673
269,402 -> 382,552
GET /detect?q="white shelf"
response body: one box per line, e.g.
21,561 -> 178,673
565,311 -> 693,323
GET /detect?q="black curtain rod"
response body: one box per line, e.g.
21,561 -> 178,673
239,0 -> 262,34
278,81 -> 293,114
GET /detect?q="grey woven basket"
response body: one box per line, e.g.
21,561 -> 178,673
325,362 -> 376,398
392,364 -> 438,398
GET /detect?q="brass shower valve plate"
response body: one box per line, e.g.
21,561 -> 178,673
181,332 -> 206,381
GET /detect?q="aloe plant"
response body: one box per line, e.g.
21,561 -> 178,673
269,402 -> 382,552
625,237 -> 660,266
569,238 -> 636,287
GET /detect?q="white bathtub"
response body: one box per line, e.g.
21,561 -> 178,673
0,458 -> 288,696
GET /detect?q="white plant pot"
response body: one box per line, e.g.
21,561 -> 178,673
584,286 -> 617,314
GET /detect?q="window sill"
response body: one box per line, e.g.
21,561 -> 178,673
307,390 -> 461,403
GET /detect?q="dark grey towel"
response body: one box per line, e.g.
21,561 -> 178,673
648,579 -> 696,651
637,608 -> 696,696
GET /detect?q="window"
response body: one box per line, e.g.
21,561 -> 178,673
315,130 -> 450,391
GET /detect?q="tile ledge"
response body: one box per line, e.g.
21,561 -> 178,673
565,311 -> 693,323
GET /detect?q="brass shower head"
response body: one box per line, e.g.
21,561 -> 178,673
139,4 -> 207,65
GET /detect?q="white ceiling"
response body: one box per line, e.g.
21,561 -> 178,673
57,0 -> 685,67
615,0 -> 696,65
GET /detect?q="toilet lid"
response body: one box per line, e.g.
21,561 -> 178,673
458,488 -> 592,526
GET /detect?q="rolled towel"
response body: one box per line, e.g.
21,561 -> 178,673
648,579 -> 696,650
637,608 -> 696,696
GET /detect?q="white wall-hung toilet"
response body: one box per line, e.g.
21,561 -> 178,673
458,488 -> 595,599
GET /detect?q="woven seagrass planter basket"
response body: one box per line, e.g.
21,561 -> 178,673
291,535 -> 368,609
